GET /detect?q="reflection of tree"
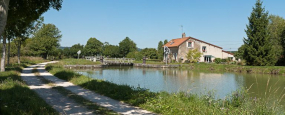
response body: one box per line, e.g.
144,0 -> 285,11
243,74 -> 285,101
142,69 -> 146,75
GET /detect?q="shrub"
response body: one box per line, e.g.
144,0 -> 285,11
214,58 -> 221,64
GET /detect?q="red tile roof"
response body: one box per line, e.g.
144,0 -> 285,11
163,36 -> 223,49
163,37 -> 189,48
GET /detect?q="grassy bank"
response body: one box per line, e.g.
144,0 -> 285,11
61,58 -> 101,65
0,67 -> 57,114
181,63 -> 285,75
46,62 -> 284,114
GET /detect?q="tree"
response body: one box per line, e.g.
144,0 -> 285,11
243,0 -> 275,66
281,27 -> 285,64
235,45 -> 245,60
0,0 -> 62,37
0,0 -> 62,72
126,51 -> 143,61
186,49 -> 202,63
268,15 -> 285,65
119,37 -> 137,57
70,43 -> 84,58
163,39 -> 168,45
157,41 -> 164,61
30,24 -> 62,59
62,48 -> 71,58
84,37 -> 103,56
140,48 -> 158,59
103,44 -> 120,57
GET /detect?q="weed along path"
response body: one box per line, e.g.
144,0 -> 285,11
21,63 -> 94,114
22,61 -> 155,115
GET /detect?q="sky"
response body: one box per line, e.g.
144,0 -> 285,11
43,0 -> 285,51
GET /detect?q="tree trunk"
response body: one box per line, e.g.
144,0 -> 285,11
17,41 -> 21,64
7,37 -> 10,65
1,35 -> 6,72
0,0 -> 10,37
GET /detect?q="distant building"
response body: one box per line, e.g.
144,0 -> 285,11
163,33 -> 235,63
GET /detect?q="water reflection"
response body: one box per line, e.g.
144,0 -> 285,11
76,67 -> 285,104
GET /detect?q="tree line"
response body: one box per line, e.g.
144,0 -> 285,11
61,37 -> 169,61
236,0 -> 285,66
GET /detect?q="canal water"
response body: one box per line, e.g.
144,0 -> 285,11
76,67 -> 285,104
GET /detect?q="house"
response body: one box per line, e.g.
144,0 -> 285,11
163,33 -> 235,63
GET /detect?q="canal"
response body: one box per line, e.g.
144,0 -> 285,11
76,67 -> 285,104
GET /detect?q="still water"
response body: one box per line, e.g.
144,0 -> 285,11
77,67 -> 285,102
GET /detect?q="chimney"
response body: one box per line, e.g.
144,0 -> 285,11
182,32 -> 186,38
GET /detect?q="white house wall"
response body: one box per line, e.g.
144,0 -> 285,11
191,40 -> 222,62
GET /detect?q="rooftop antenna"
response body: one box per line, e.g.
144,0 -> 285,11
181,25 -> 183,34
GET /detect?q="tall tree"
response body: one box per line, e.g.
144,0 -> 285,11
30,24 -> 62,59
281,27 -> 285,64
84,37 -> 103,56
119,37 -> 137,57
163,39 -> 168,45
0,0 -> 62,72
268,15 -> 285,65
157,41 -> 164,60
243,0 -> 275,66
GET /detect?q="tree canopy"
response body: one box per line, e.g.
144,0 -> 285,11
103,44 -> 120,57
29,24 -> 62,59
157,41 -> 164,61
243,0 -> 275,66
84,37 -> 103,56
70,43 -> 84,58
119,37 -> 137,57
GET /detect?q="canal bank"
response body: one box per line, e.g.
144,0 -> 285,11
64,62 -> 285,75
46,62 -> 285,114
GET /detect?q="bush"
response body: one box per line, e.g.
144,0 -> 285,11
214,58 -> 221,64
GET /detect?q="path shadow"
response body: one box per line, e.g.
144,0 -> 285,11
0,82 -> 56,114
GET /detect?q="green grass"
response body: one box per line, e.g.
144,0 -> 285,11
61,58 -> 102,65
135,60 -> 285,75
0,70 -> 58,114
46,62 -> 284,114
180,63 -> 285,75
134,60 -> 180,65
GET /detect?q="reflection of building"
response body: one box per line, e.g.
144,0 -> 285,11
163,33 -> 235,62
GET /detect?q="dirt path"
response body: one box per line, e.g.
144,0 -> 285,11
22,61 -> 155,115
21,64 -> 94,114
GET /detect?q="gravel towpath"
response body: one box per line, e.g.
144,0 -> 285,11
21,64 -> 94,115
21,61 -> 155,115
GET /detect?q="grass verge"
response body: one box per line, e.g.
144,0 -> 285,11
46,62 -> 285,114
181,63 -> 285,75
0,69 -> 57,114
61,58 -> 101,65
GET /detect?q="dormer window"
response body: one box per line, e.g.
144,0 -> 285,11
187,41 -> 193,48
202,46 -> 206,52
170,41 -> 174,45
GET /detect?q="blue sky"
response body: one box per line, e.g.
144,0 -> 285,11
43,0 -> 285,51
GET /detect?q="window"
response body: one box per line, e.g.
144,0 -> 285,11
187,42 -> 193,48
202,46 -> 206,52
